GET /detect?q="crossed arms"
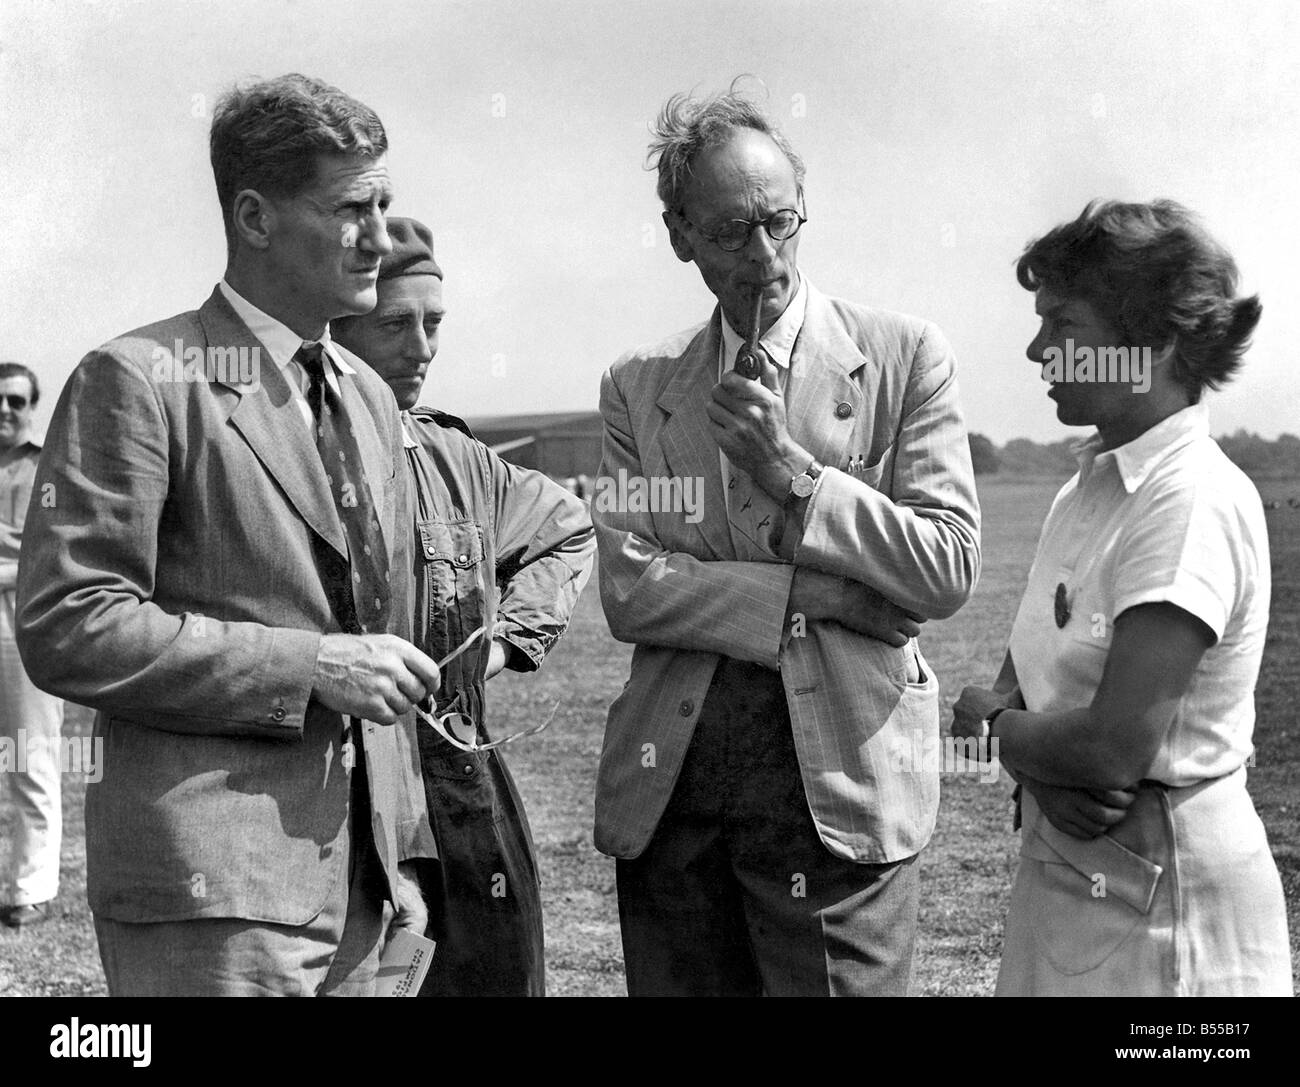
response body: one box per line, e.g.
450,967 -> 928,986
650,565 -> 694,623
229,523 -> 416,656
595,320 -> 981,669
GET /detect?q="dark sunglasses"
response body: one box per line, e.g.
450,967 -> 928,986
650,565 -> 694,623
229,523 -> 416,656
0,394 -> 29,411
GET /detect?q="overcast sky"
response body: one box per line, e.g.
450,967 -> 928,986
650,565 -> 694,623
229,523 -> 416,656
3,0 -> 1297,443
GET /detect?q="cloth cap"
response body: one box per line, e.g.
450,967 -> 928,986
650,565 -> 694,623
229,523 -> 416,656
379,217 -> 441,280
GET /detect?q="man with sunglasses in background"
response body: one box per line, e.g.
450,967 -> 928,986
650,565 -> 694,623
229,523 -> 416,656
592,86 -> 981,995
332,218 -> 595,996
0,362 -> 64,929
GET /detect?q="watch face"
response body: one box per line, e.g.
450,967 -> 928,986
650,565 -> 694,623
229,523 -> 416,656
791,473 -> 815,499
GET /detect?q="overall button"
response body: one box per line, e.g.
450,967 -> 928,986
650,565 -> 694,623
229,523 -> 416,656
678,699 -> 694,717
270,707 -> 287,722
835,402 -> 853,419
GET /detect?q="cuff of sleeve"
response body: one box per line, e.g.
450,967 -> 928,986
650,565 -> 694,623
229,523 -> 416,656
495,625 -> 544,672
755,563 -> 797,670
1114,582 -> 1228,644
793,466 -> 885,570
259,627 -> 322,732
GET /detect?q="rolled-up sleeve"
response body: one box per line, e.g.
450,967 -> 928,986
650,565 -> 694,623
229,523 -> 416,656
489,446 -> 597,671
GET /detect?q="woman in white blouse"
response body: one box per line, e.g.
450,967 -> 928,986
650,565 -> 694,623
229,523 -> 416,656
953,199 -> 1291,996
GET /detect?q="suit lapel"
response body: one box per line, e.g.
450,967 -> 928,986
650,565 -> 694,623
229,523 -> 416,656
785,286 -> 871,473
197,288 -> 348,558
655,314 -> 734,560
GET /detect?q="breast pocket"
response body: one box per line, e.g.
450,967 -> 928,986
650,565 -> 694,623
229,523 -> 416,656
416,518 -> 489,663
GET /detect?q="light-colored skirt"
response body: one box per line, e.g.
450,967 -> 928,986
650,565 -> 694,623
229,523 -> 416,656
996,765 -> 1292,996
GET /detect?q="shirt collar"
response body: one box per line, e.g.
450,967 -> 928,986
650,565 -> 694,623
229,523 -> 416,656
719,272 -> 809,371
399,411 -> 419,449
1075,402 -> 1210,492
218,279 -> 355,376
3,429 -> 39,453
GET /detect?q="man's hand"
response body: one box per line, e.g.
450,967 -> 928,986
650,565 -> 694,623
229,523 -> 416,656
484,637 -> 513,680
387,861 -> 429,940
706,359 -> 810,501
836,582 -> 925,646
1024,778 -> 1137,840
788,567 -> 924,647
311,633 -> 440,725
950,685 -> 1008,740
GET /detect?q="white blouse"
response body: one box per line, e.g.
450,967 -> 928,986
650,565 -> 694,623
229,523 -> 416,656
1007,402 -> 1271,785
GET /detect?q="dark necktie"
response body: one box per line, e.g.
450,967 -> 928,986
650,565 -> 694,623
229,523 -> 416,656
295,342 -> 390,635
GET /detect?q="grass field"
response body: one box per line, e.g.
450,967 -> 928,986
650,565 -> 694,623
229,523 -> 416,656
2,475 -> 1297,996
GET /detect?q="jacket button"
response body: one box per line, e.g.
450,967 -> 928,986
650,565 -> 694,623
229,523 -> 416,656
271,707 -> 286,722
678,700 -> 694,716
835,401 -> 853,419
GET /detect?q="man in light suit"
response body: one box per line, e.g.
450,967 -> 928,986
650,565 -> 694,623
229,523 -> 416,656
16,73 -> 440,995
593,88 -> 981,996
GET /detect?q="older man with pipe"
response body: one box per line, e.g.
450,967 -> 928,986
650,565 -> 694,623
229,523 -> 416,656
593,86 -> 981,996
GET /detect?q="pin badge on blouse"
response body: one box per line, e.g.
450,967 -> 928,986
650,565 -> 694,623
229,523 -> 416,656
1054,582 -> 1071,629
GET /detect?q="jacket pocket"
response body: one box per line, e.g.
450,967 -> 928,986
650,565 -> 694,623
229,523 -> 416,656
859,442 -> 896,494
415,518 -> 488,675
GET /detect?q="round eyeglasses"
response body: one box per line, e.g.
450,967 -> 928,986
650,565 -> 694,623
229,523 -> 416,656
676,207 -> 807,252
412,622 -> 560,752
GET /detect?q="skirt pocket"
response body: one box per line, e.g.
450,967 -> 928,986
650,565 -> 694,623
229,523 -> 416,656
1016,790 -> 1165,976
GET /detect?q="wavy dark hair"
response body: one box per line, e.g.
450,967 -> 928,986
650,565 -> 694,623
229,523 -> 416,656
1016,199 -> 1261,399
210,73 -> 387,253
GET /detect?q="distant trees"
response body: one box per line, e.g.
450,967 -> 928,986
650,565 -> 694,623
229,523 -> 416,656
995,437 -> 1079,477
968,433 -> 1000,475
972,430 -> 1300,480
1217,430 -> 1300,479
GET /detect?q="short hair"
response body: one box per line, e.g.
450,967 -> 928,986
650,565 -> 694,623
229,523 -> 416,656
0,361 -> 39,406
209,73 -> 387,250
1016,199 -> 1261,399
648,81 -> 806,213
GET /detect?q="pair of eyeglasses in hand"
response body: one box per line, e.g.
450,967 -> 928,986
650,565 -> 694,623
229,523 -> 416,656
413,623 -> 559,753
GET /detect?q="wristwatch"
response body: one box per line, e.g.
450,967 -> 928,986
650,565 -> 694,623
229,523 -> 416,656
788,459 -> 823,501
980,705 -> 1010,740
